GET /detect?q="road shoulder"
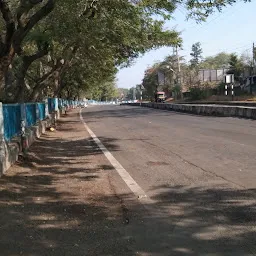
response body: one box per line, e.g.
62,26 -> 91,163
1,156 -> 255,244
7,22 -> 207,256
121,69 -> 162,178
0,109 -> 135,256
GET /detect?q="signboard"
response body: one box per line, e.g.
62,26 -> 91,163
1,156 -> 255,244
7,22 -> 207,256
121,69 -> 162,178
224,74 -> 234,84
157,71 -> 165,86
199,69 -> 229,82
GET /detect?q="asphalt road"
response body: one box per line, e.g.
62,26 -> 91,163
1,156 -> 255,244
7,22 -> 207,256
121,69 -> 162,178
81,105 -> 256,256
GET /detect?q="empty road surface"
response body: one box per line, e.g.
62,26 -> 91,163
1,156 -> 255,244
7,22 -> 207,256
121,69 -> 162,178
81,105 -> 256,256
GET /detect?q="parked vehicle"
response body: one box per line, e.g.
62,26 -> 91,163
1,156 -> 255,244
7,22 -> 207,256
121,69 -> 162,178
155,91 -> 166,103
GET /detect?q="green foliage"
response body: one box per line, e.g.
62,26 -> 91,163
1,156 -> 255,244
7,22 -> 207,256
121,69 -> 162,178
227,53 -> 243,80
141,53 -> 187,99
185,0 -> 250,22
142,66 -> 158,100
86,79 -> 118,101
117,88 -> 129,99
4,0 -> 184,101
200,52 -> 231,69
126,85 -> 141,100
1,0 -> 251,101
190,42 -> 202,67
189,86 -> 208,100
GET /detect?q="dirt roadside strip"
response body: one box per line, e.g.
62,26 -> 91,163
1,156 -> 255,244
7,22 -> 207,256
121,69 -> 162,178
0,109 -> 137,256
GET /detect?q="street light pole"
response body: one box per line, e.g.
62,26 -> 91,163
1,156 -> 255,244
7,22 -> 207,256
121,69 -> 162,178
165,65 -> 175,99
176,46 -> 182,99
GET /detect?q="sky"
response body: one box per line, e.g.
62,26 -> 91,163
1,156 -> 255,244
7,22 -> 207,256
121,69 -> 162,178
116,1 -> 256,89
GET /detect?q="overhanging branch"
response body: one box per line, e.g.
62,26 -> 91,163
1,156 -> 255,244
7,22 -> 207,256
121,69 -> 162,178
13,0 -> 55,53
0,0 -> 15,56
23,0 -> 55,38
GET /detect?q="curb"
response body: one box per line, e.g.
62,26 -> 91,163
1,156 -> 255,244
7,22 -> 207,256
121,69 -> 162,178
123,103 -> 256,120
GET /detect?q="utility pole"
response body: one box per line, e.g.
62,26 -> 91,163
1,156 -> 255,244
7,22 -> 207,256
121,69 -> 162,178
175,46 -> 182,99
176,46 -> 181,73
253,42 -> 255,75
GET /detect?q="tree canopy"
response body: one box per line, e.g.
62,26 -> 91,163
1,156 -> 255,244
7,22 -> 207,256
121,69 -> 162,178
0,0 -> 250,102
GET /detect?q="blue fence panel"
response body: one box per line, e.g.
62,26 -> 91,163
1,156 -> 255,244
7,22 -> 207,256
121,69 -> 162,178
37,103 -> 46,121
25,103 -> 37,127
3,104 -> 21,141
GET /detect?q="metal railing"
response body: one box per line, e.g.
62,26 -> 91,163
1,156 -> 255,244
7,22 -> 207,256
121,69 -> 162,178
37,103 -> 46,121
2,98 -> 81,142
3,104 -> 21,141
25,103 -> 37,127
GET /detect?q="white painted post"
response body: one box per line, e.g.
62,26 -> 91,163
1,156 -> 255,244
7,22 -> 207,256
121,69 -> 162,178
54,97 -> 60,121
45,98 -> 49,118
20,103 -> 27,154
225,85 -> 228,96
36,103 -> 39,122
231,84 -> 234,101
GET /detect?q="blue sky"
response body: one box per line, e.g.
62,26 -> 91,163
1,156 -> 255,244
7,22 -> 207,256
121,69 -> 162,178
116,1 -> 256,88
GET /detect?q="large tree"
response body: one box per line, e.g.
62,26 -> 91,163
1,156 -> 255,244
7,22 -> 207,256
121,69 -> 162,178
228,53 -> 244,81
1,0 -> 183,102
200,52 -> 232,69
0,0 -> 251,102
190,42 -> 203,67
0,0 -> 55,90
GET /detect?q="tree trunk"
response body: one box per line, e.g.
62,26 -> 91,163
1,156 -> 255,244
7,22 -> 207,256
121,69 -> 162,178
29,63 -> 62,102
54,75 -> 67,97
0,48 -> 15,90
15,74 -> 26,103
15,60 -> 28,103
15,49 -> 48,102
29,82 -> 45,102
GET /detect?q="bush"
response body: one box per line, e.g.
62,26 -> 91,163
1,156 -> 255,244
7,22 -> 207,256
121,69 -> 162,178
189,87 -> 208,100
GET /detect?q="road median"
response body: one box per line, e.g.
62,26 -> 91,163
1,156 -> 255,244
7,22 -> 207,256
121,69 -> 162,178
123,102 -> 256,120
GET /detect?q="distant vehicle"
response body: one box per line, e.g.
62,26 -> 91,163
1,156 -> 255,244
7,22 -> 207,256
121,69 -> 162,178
155,91 -> 166,103
80,102 -> 88,108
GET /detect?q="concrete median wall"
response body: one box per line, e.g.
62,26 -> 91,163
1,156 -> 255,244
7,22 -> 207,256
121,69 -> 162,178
124,103 -> 256,120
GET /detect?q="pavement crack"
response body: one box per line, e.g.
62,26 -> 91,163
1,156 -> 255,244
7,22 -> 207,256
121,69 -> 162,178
142,140 -> 246,189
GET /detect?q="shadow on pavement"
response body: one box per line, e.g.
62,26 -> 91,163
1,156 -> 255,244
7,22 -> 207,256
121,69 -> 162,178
0,110 -> 255,255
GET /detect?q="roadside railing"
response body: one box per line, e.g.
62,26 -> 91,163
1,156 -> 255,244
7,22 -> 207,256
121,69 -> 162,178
37,103 -> 46,121
2,98 -> 82,142
25,103 -> 37,127
3,104 -> 21,141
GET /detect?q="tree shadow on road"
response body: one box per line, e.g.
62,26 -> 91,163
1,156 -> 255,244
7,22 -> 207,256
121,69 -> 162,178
1,170 -> 255,256
0,116 -> 131,255
141,184 -> 256,255
0,110 -> 255,256
0,170 -> 256,255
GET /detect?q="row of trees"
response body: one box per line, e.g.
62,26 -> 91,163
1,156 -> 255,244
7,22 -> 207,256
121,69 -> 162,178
0,0 -> 182,103
0,0 -> 248,103
139,42 -> 253,100
190,42 -> 251,79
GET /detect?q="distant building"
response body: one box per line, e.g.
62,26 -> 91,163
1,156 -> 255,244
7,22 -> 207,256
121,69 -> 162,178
198,69 -> 229,82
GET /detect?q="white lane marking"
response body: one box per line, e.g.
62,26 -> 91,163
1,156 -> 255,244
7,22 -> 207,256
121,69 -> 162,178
79,109 -> 148,200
